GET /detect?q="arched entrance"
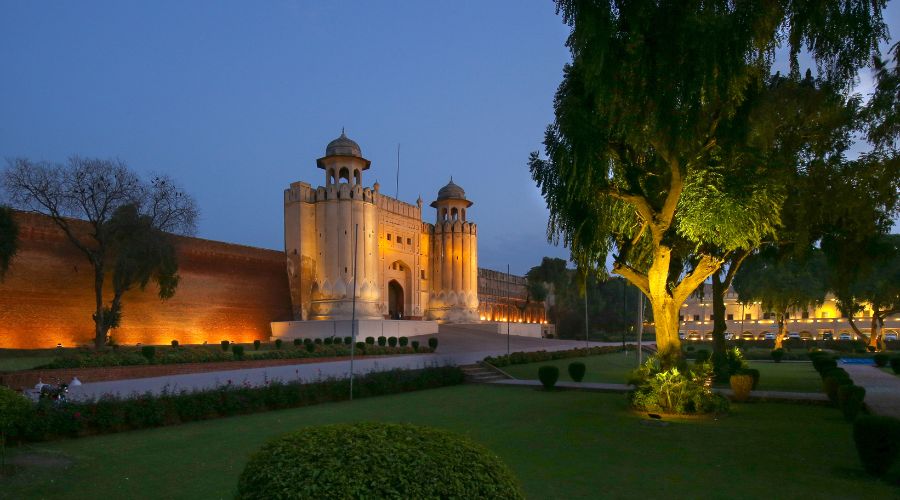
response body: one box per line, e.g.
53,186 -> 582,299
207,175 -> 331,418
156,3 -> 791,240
388,280 -> 404,319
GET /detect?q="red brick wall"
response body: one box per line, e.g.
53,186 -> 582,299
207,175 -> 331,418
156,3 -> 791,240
0,212 -> 293,348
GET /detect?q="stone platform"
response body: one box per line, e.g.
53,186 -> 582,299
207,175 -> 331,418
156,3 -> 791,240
270,319 -> 438,341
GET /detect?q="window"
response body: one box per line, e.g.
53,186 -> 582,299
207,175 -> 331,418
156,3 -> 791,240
745,313 -> 752,320
802,311 -> 809,319
709,315 -> 714,321
387,234 -> 391,241
693,314 -> 700,321
407,238 -> 412,245
727,314 -> 734,320
420,270 -> 426,279
679,315 -> 684,322
763,312 -> 772,320
785,312 -> 790,319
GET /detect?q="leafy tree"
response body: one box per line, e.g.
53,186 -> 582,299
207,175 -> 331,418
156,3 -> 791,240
0,206 -> 17,280
2,157 -> 197,348
733,247 -> 828,349
530,1 -> 886,365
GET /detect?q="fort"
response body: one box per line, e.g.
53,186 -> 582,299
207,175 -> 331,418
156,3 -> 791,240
0,133 -> 547,349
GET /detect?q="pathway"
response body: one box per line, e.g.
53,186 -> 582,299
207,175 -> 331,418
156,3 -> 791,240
843,364 -> 900,418
65,325 -> 620,401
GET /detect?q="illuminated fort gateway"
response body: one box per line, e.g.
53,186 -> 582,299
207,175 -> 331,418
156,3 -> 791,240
276,132 -> 546,338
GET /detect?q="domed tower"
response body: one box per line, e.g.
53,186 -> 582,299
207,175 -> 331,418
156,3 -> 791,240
426,178 -> 479,322
306,131 -> 380,320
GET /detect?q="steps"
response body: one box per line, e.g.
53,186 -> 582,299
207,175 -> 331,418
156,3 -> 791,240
459,364 -> 508,383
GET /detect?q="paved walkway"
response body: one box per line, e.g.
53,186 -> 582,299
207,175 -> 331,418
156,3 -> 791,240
843,364 -> 900,418
66,326 -> 619,401
490,379 -> 828,403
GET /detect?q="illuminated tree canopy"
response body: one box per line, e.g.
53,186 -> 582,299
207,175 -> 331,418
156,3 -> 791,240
530,0 -> 887,363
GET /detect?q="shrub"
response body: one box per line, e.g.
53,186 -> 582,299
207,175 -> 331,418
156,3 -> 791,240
305,343 -> 315,353
412,340 -> 420,351
293,339 -> 301,347
324,337 -> 333,346
771,348 -> 785,363
236,422 -> 523,499
365,336 -> 375,345
538,366 -> 560,389
838,384 -> 866,422
891,357 -> 900,374
729,374 -> 754,402
314,338 -> 322,345
355,342 -> 366,351
344,336 -> 352,345
399,336 -> 409,347
253,340 -> 261,351
170,340 -> 179,347
0,386 -> 32,446
221,340 -> 230,351
874,353 -> 889,367
388,337 -> 398,347
824,373 -> 854,403
685,345 -> 695,352
568,362 -> 586,382
813,357 -> 837,374
853,415 -> 900,476
629,357 -> 730,415
274,339 -> 283,349
232,345 -> 245,360
303,338 -> 313,346
428,337 -> 439,350
140,345 -> 156,361
695,349 -> 710,363
377,336 -> 387,347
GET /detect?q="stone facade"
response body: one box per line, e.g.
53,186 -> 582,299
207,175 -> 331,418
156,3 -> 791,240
477,268 -> 546,324
283,133 -> 480,323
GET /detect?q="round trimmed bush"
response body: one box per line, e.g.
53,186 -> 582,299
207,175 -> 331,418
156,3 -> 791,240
365,336 -> 375,345
428,337 -> 439,350
412,340 -> 420,351
343,336 -> 352,345
873,353 -> 889,367
170,339 -> 179,347
274,339 -> 283,349
388,336 -> 398,347
399,336 -> 409,347
853,415 -> 900,476
838,384 -> 866,422
324,337 -> 333,346
305,343 -> 315,353
824,373 -> 853,403
377,336 -> 387,347
232,345 -> 245,360
253,340 -> 261,350
221,340 -> 230,351
771,348 -> 785,363
293,338 -> 301,347
568,362 -> 586,382
355,341 -> 366,351
538,365 -> 560,390
236,422 -> 524,499
303,338 -> 313,346
314,338 -> 322,345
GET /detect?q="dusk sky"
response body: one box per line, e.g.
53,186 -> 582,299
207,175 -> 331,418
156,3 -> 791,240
2,2 -> 898,275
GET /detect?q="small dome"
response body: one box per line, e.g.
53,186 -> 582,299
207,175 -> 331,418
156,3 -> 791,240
325,130 -> 362,158
436,178 -> 466,201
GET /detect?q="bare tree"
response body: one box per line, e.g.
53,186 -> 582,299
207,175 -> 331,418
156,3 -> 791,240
3,157 -> 198,348
0,205 -> 17,280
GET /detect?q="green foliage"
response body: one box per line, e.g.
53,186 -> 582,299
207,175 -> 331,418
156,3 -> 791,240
253,340 -> 261,351
365,336 -> 374,345
567,362 -> 586,382
377,336 -> 386,347
314,338 -> 322,345
538,366 -> 560,390
140,345 -> 155,361
236,423 -> 524,500
411,340 -> 420,351
324,337 -> 333,346
232,345 -> 245,360
293,339 -> 301,347
274,339 -> 282,349
355,342 -> 365,352
170,340 -> 178,347
739,368 -> 761,390
0,386 -> 31,445
853,415 -> 900,476
629,357 -> 729,415
874,353 -> 889,367
343,336 -> 352,345
220,340 -> 229,352
10,367 -> 465,444
303,338 -> 312,346
305,343 -> 315,353
891,357 -> 900,374
733,247 -> 828,325
838,385 -> 866,422
399,336 -> 408,347
771,349 -> 785,363
428,337 -> 438,350
388,336 -> 397,347
823,372 -> 854,403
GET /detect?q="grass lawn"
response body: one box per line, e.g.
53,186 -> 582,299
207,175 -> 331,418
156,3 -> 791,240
0,356 -> 56,372
500,354 -> 822,393
4,385 -> 892,499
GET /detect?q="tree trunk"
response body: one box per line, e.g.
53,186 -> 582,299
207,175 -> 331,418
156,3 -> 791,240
93,266 -> 106,349
868,314 -> 884,351
649,295 -> 681,368
775,312 -> 787,350
711,272 -> 727,357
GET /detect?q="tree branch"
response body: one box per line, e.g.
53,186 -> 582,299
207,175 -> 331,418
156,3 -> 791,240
612,261 -> 650,296
673,255 -> 723,304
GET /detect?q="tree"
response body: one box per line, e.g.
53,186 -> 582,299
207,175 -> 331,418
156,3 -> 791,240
0,206 -> 17,280
530,1 -> 886,365
3,157 -> 198,348
733,247 -> 827,349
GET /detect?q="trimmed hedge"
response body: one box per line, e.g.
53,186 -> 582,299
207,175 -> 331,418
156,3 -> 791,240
568,362 -> 586,382
873,353 -> 889,367
891,357 -> 900,374
838,384 -> 866,422
236,423 -> 524,499
853,415 -> 900,476
771,348 -> 785,363
484,346 -> 629,367
538,366 -> 559,390
5,366 -> 465,444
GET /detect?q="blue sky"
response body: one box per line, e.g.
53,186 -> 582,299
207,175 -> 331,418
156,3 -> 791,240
1,1 -> 897,275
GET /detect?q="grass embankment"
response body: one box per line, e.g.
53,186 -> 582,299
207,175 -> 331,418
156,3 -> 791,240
500,353 -> 823,392
4,384 -> 891,499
